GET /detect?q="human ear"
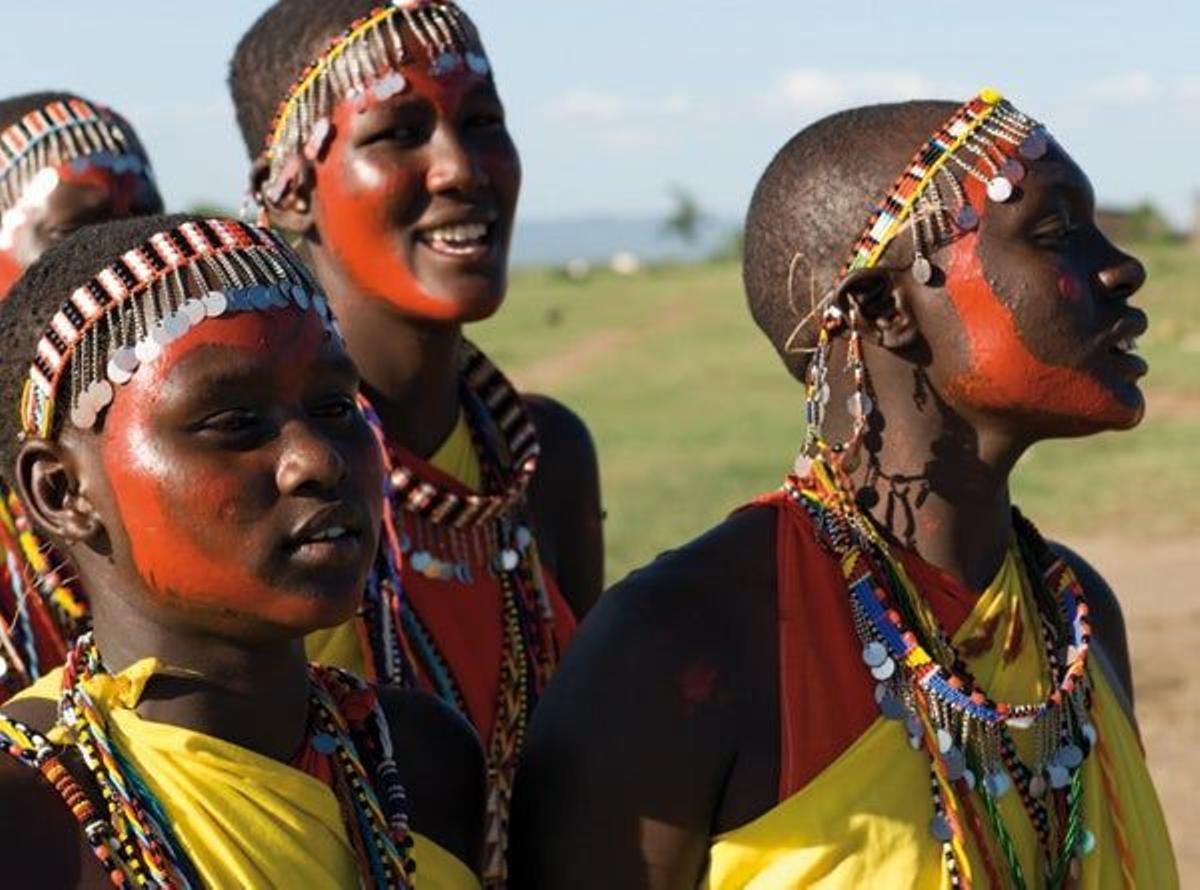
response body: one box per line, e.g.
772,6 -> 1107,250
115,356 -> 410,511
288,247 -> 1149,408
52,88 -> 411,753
14,438 -> 103,546
250,154 -> 316,234
836,268 -> 919,351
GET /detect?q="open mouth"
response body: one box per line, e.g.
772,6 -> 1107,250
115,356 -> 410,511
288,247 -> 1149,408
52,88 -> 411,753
416,221 -> 496,259
285,509 -> 366,567
1103,314 -> 1149,379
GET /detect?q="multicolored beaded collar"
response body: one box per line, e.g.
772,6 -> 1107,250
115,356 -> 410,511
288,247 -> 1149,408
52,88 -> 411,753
0,98 -> 153,250
261,0 -> 489,194
0,634 -> 416,889
789,461 -> 1103,889
19,218 -> 336,440
361,341 -> 556,886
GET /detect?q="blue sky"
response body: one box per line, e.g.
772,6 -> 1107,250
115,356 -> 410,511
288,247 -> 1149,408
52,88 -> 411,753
2,1 -> 1196,227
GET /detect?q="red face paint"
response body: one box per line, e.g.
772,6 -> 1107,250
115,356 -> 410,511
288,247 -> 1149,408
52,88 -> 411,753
1057,272 -> 1081,302
312,63 -> 520,323
99,309 -> 381,633
942,235 -> 1142,430
0,160 -> 161,301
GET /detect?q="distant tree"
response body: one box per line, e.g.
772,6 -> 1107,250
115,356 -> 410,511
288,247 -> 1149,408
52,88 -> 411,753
662,185 -> 704,246
186,201 -> 239,219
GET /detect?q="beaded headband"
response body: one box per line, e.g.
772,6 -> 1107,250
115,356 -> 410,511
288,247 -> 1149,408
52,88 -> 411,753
20,219 -> 336,440
0,98 -> 153,244
261,0 -> 489,191
787,88 -> 1048,354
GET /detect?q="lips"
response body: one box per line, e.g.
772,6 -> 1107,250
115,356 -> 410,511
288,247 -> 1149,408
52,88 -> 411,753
1100,310 -> 1149,379
415,212 -> 499,261
284,503 -> 367,568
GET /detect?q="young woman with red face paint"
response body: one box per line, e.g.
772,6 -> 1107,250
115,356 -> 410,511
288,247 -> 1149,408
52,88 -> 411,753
0,92 -> 164,700
0,215 -> 484,889
512,92 -> 1178,888
230,3 -> 603,882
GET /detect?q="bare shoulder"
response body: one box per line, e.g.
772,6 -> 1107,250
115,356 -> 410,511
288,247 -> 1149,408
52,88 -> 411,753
523,393 -> 596,463
522,393 -> 604,619
510,505 -> 779,886
376,688 -> 485,873
0,746 -> 97,887
1048,540 -> 1135,711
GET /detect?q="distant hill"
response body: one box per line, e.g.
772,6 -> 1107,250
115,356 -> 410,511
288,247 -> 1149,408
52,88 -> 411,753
510,214 -> 739,268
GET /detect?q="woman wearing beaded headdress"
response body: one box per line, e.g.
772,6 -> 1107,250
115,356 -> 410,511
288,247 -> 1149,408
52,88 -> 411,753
229,2 -> 603,882
0,214 -> 484,888
0,92 -> 163,700
513,91 -> 1178,887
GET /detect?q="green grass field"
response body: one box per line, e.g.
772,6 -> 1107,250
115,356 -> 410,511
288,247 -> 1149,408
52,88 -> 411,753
470,242 -> 1200,582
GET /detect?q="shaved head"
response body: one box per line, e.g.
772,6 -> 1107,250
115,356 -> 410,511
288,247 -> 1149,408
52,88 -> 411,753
744,101 -> 957,380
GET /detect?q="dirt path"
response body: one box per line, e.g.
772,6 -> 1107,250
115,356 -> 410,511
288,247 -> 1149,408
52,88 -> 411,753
1071,535 -> 1198,879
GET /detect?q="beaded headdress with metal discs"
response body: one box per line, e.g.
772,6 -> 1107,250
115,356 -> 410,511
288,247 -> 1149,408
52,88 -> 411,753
0,98 -> 154,251
797,88 -> 1049,468
20,218 -> 338,441
260,0 -> 489,201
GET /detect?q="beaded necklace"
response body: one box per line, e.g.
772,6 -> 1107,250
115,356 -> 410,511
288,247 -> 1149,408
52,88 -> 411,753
787,460 -> 1098,889
0,634 -> 415,889
362,339 -> 559,886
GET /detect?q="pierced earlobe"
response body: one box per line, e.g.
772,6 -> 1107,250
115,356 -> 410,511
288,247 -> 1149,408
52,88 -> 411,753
15,439 -> 104,547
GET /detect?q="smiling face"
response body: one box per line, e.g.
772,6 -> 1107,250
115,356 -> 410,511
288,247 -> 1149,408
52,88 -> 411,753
915,141 -> 1148,439
310,58 -> 521,323
81,307 -> 382,640
0,161 -> 163,298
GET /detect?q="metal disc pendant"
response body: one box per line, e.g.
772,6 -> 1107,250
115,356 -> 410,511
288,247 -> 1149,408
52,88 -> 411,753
930,814 -> 953,843
987,176 -> 1014,203
870,657 -> 896,681
135,337 -> 162,364
498,548 -> 520,572
862,641 -> 888,668
410,550 -> 432,572
466,52 -> 491,76
150,322 -> 174,346
107,348 -> 139,385
962,769 -> 977,791
182,299 -> 207,325
311,733 -> 337,755
935,728 -> 954,754
880,694 -> 907,721
1079,828 -> 1096,856
1047,764 -> 1071,789
516,525 -> 533,551
955,205 -> 979,231
982,771 -> 1011,798
1029,773 -> 1047,798
1019,130 -> 1048,160
1057,744 -> 1084,770
292,285 -> 311,310
1081,723 -> 1098,747
912,256 -> 933,284
944,747 -> 966,781
203,290 -> 228,317
1001,157 -> 1026,184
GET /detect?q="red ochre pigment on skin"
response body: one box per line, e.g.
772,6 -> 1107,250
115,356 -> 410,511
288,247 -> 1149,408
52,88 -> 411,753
1057,271 -> 1081,302
682,662 -> 719,706
0,250 -> 21,298
942,235 -> 1136,427
314,65 -> 511,321
100,310 -> 345,624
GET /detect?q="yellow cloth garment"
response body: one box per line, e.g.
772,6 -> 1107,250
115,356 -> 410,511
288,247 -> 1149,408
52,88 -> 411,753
304,411 -> 481,674
12,664 -> 479,890
704,547 -> 1179,889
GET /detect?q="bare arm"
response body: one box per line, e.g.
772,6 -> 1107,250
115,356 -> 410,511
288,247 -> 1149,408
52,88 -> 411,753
380,688 -> 487,875
524,395 -> 604,619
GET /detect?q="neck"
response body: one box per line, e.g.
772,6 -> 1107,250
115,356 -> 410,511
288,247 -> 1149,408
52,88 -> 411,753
306,243 -> 462,458
830,347 -> 1024,591
89,598 -> 311,763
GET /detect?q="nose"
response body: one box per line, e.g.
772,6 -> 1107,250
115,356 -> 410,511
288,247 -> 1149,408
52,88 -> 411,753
275,419 -> 348,496
426,127 -> 487,194
1097,252 -> 1146,302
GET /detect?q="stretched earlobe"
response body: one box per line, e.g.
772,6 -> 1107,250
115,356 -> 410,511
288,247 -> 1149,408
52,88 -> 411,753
835,268 -> 919,351
15,439 -> 103,546
249,154 -> 316,235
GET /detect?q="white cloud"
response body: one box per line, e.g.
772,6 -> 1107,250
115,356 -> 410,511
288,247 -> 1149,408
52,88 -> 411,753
546,90 -> 626,121
1087,72 -> 1160,104
764,69 -> 941,111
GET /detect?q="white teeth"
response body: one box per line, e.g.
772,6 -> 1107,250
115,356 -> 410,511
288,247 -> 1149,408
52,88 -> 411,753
1114,337 -> 1139,354
423,223 -> 489,246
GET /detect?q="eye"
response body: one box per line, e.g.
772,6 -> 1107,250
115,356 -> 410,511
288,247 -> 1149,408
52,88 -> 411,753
192,409 -> 268,445
310,394 -> 359,426
1030,212 -> 1078,248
